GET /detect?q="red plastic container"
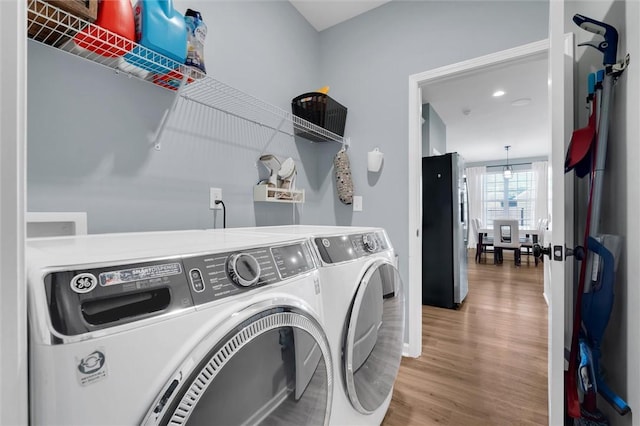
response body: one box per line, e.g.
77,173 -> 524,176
152,70 -> 194,91
74,0 -> 135,58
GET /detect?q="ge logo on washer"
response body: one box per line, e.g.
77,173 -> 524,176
322,238 -> 331,247
70,273 -> 97,294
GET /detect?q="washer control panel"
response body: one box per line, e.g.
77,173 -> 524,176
314,232 -> 389,265
43,242 -> 315,336
184,241 -> 315,306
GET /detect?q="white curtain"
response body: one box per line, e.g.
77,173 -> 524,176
532,161 -> 549,226
465,166 -> 486,248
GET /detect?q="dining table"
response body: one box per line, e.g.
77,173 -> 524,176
476,227 -> 541,265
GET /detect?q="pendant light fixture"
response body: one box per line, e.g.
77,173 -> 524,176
503,145 -> 513,179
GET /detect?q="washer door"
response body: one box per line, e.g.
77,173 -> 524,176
344,260 -> 405,414
142,307 -> 332,426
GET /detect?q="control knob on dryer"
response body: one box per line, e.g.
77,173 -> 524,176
362,233 -> 378,252
226,253 -> 261,287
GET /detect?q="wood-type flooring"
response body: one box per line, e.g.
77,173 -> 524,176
383,250 -> 548,425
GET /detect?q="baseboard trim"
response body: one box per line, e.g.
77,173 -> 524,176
402,342 -> 420,358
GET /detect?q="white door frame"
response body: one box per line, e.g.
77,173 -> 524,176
407,39 -> 550,357
0,0 -> 28,424
407,35 -> 572,424
548,1 -> 574,423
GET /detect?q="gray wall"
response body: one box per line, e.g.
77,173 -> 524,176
566,1 -> 639,424
316,1 -> 549,298
28,0 -> 322,232
422,104 -> 446,157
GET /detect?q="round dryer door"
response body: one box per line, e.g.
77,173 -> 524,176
143,307 -> 332,426
344,260 -> 405,414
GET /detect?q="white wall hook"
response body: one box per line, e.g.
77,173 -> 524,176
368,147 -> 383,172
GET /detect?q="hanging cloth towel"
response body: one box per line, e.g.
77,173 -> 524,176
334,147 -> 354,205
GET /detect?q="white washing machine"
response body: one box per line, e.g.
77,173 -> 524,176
26,229 -> 334,425
231,226 -> 405,425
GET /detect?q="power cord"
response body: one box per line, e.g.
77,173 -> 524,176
215,200 -> 226,228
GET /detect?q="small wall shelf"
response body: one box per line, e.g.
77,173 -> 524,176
253,185 -> 305,204
26,0 -> 346,145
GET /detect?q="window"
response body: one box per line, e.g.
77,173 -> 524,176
483,170 -> 535,228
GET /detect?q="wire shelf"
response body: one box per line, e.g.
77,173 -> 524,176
26,0 -> 345,144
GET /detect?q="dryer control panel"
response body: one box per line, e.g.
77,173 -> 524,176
313,231 -> 390,265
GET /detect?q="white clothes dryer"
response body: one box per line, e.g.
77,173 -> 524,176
27,229 -> 333,425
231,226 -> 405,425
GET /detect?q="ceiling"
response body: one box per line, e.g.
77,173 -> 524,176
421,54 -> 550,164
289,0 -> 392,31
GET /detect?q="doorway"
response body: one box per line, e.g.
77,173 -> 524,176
406,39 -> 551,359
406,33 -> 574,425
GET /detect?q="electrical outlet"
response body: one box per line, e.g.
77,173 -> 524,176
210,187 -> 222,210
353,196 -> 363,212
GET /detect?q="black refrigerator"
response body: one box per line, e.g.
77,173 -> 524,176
422,152 -> 469,309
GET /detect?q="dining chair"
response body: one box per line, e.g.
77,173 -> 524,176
472,218 -> 493,263
493,218 -> 521,266
520,230 -> 537,266
520,218 -> 546,266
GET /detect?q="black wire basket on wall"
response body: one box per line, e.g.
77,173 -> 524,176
291,92 -> 347,142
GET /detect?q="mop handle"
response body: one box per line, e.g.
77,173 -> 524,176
573,14 -> 619,66
595,70 -> 604,132
589,76 -> 613,221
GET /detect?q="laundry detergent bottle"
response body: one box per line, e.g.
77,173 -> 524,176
184,8 -> 207,74
134,0 -> 187,62
122,0 -> 187,76
73,0 -> 135,57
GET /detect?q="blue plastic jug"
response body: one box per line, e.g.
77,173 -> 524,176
123,0 -> 187,75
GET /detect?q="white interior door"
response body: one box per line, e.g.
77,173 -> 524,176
548,1 -> 575,423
